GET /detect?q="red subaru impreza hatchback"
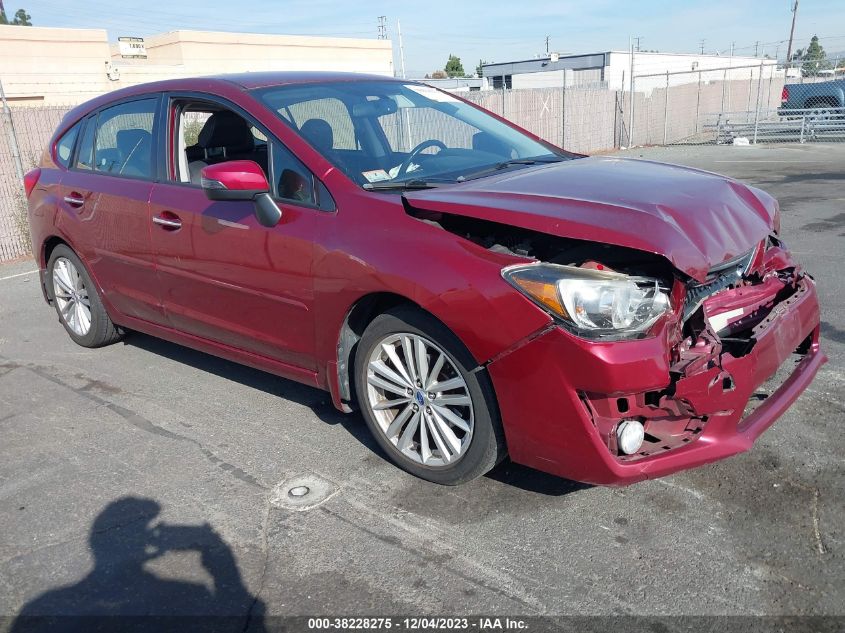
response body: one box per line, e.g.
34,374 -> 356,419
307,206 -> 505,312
25,72 -> 825,485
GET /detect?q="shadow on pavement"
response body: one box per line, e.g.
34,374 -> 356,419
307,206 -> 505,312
124,333 -> 594,497
11,497 -> 266,633
122,332 -> 381,453
486,460 -> 593,496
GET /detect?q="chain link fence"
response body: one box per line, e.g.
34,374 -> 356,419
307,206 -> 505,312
1,62 -> 844,262
626,55 -> 845,146
0,100 -> 68,260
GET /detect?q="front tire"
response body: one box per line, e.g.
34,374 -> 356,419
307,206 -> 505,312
47,245 -> 122,348
354,306 -> 506,485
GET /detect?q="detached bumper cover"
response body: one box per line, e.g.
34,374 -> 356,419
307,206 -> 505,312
487,277 -> 825,485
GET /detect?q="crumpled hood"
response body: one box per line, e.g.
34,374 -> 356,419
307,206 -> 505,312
403,157 -> 778,282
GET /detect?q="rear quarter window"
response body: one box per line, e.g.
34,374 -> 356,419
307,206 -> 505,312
55,122 -> 81,168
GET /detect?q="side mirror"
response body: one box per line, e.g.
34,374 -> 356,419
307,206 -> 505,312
201,160 -> 281,227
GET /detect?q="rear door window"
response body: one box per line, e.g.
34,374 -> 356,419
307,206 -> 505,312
74,117 -> 96,171
93,99 -> 157,178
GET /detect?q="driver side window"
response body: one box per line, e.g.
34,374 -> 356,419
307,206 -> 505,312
172,101 -> 270,186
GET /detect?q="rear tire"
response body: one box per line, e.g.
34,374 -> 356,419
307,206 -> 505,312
47,244 -> 122,348
804,99 -> 840,123
354,306 -> 506,485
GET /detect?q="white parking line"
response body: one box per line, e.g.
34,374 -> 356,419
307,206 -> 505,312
0,269 -> 38,282
713,160 -> 804,163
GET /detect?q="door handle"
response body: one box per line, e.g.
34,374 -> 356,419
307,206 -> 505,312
152,215 -> 182,230
63,193 -> 84,208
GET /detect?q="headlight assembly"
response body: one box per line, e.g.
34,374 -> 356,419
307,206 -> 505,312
503,263 -> 672,340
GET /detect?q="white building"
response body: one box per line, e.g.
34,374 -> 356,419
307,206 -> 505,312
482,51 -> 780,92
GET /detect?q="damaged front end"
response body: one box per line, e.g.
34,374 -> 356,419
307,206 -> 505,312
582,235 -> 819,463
404,201 -> 824,484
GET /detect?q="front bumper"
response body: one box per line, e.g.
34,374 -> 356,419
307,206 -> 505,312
487,275 -> 825,485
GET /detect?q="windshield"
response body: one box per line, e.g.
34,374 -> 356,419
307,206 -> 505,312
255,81 -> 571,188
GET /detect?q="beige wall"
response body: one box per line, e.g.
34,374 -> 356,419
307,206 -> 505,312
0,25 -> 113,105
0,26 -> 394,107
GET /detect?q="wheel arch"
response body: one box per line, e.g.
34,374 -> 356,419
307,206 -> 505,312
334,292 -> 421,411
41,235 -> 73,302
803,95 -> 838,108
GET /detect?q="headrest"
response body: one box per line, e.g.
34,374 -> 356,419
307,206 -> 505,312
472,131 -> 512,159
198,111 -> 254,151
116,128 -> 151,156
300,119 -> 334,152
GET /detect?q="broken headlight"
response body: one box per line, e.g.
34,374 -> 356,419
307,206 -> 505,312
503,263 -> 672,340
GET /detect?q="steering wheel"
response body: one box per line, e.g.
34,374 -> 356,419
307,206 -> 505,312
396,139 -> 448,177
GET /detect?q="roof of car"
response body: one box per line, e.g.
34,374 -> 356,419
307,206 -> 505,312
214,71 -> 408,89
57,72 -> 412,131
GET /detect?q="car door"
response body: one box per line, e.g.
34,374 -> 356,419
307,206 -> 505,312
59,96 -> 166,325
148,97 -> 325,371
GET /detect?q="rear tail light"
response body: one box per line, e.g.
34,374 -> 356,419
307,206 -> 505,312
781,86 -> 789,103
23,168 -> 41,198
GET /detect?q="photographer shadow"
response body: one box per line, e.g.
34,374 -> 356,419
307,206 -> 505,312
12,497 -> 266,633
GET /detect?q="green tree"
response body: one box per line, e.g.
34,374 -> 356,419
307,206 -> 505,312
800,35 -> 831,76
444,54 -> 465,78
13,8 -> 32,25
0,7 -> 32,25
475,59 -> 487,78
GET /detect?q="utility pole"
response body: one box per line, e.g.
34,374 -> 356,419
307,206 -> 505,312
377,16 -> 387,40
545,35 -> 550,54
397,20 -> 406,79
754,41 -> 760,57
628,37 -> 635,147
699,39 -> 705,54
634,36 -> 642,52
786,0 -> 799,65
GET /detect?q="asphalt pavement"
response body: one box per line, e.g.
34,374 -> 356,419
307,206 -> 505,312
0,143 -> 842,627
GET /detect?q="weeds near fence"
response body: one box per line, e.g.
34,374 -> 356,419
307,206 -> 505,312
11,193 -> 32,256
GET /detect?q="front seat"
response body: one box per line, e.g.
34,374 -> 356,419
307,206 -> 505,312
188,111 -> 257,184
299,119 -> 334,155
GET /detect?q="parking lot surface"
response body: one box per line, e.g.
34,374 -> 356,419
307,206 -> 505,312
0,143 -> 842,625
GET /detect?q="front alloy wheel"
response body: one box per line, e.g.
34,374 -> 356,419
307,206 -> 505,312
366,332 -> 474,467
355,307 -> 506,485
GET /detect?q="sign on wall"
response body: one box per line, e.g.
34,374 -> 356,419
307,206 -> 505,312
118,37 -> 147,59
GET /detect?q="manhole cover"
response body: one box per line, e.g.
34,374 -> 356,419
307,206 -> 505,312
270,473 -> 338,511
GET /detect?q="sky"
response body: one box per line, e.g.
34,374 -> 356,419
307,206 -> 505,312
8,0 -> 845,76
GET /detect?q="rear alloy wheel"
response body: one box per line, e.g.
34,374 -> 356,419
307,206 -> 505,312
52,257 -> 91,337
47,245 -> 122,348
355,307 -> 506,485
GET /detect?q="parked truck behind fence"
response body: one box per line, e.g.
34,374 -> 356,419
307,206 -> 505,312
780,79 -> 845,120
